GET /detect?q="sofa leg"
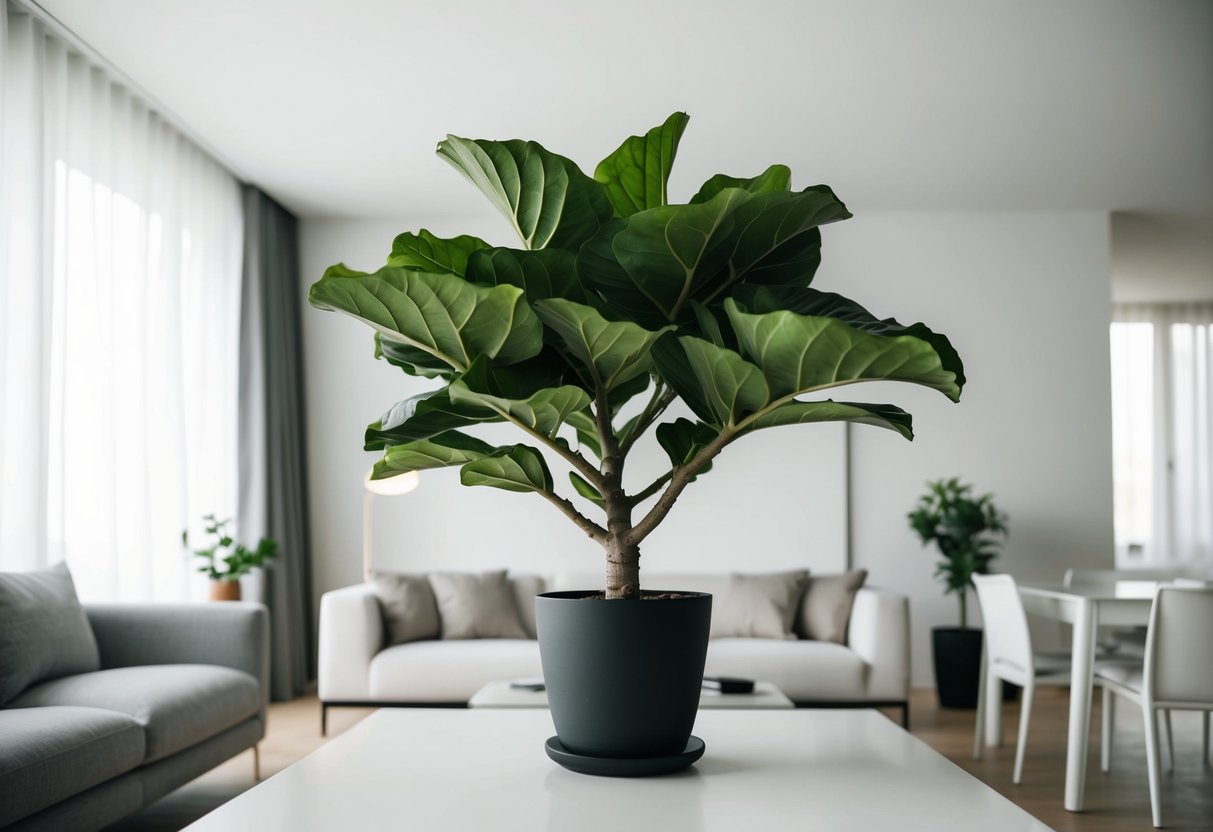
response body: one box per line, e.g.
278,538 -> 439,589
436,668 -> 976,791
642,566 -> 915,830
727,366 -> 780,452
253,744 -> 262,782
321,703 -> 328,737
901,702 -> 910,731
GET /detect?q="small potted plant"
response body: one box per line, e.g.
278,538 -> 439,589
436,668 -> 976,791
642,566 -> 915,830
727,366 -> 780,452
908,477 -> 1008,708
183,514 -> 278,601
309,112 -> 965,773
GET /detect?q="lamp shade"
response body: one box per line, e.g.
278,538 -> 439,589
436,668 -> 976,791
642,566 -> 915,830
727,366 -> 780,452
364,469 -> 420,497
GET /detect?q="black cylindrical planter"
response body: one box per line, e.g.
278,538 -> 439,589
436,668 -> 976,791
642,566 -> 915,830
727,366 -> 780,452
535,590 -> 711,759
932,627 -> 1019,708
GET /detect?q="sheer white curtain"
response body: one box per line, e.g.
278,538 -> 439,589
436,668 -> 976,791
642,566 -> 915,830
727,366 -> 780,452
0,8 -> 244,601
1112,302 -> 1213,569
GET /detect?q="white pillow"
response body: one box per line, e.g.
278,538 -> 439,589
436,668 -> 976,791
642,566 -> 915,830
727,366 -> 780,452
710,570 -> 809,639
428,570 -> 528,640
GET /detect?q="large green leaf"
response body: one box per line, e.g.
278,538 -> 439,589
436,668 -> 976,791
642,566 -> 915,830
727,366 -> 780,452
724,297 -> 962,402
594,112 -> 689,217
437,136 -> 612,251
534,298 -> 674,391
449,356 -> 590,438
365,388 -> 500,451
564,410 -> 602,459
690,164 -> 791,205
374,333 -> 457,380
731,285 -> 966,392
460,445 -> 553,493
465,247 -> 585,302
309,264 -> 542,371
649,333 -> 769,426
372,431 -> 496,478
387,230 -> 488,276
577,185 -> 850,325
746,400 -> 914,439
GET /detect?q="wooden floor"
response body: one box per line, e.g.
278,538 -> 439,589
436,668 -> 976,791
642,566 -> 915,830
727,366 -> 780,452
107,689 -> 1212,831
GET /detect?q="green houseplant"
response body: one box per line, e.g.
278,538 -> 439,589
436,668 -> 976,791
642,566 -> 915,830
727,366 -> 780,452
308,112 -> 965,770
908,478 -> 1008,707
183,514 -> 278,602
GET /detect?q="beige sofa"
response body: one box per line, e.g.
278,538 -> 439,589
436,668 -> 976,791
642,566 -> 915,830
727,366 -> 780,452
317,572 -> 909,733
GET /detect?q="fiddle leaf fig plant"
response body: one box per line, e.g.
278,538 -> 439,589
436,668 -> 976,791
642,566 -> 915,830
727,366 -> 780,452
908,478 -> 1008,628
309,112 -> 966,599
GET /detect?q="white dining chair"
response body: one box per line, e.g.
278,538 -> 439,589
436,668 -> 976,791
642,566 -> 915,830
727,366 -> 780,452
1097,585 -> 1213,828
971,574 -> 1074,784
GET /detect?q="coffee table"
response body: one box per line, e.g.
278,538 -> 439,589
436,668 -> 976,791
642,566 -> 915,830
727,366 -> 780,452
469,679 -> 794,709
183,709 -> 1050,831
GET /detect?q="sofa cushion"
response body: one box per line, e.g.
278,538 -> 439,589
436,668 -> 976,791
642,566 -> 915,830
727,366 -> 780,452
7,664 -> 260,763
711,570 -> 809,640
428,571 -> 528,640
510,574 -> 545,639
796,569 -> 868,644
0,563 -> 100,705
369,639 -> 541,701
370,571 -> 441,646
705,638 -> 867,701
0,705 -> 144,827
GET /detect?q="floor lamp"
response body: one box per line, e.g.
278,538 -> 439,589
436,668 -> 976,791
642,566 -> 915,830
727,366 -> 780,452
363,469 -> 420,580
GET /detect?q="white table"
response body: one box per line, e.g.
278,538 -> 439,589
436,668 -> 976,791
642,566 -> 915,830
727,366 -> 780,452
185,709 -> 1049,831
469,679 -> 794,709
985,581 -> 1156,812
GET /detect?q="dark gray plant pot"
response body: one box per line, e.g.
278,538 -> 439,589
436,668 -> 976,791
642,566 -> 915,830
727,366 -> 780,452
535,590 -> 712,760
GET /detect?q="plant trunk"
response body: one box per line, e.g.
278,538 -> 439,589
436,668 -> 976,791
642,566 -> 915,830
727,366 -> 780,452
601,456 -> 639,600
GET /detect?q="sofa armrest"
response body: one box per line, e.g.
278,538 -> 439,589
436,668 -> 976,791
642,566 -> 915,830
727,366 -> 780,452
847,587 -> 910,701
318,584 -> 383,702
85,602 -> 270,713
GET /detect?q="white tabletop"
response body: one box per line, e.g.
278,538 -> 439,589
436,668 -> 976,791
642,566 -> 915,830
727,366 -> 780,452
1018,581 -> 1161,602
185,709 -> 1049,832
469,679 -> 794,709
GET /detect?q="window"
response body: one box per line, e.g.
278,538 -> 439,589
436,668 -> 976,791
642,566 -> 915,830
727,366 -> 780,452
1,11 -> 243,600
1110,305 -> 1213,568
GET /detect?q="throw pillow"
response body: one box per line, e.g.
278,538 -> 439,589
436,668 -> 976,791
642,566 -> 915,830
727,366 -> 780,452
0,563 -> 100,706
369,571 -> 441,646
795,569 -> 868,643
710,570 -> 809,639
428,570 -> 528,640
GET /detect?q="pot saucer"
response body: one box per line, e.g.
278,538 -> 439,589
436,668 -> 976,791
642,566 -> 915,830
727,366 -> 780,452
544,736 -> 705,777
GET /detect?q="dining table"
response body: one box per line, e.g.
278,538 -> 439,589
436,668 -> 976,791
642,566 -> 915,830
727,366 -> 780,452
981,580 -> 1159,812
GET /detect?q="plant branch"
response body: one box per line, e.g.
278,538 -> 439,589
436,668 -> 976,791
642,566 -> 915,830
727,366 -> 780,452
619,384 -> 674,454
537,489 -> 608,543
493,409 -> 606,489
625,426 -> 737,546
629,469 -> 674,506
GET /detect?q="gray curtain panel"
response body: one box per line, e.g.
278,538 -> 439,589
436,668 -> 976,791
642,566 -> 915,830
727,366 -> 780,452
238,186 -> 313,701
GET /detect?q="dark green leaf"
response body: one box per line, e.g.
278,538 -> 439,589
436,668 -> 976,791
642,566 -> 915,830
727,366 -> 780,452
689,164 -> 791,205
387,229 -> 488,276
372,431 -> 496,477
534,298 -> 674,391
365,388 -> 501,451
568,472 -> 605,507
724,296 -> 963,402
731,285 -> 966,393
655,418 -> 718,481
460,444 -> 553,493
594,112 -> 689,217
465,247 -> 585,302
437,136 -> 613,251
374,333 -> 457,380
449,356 -> 590,438
746,400 -> 914,440
309,264 -> 542,371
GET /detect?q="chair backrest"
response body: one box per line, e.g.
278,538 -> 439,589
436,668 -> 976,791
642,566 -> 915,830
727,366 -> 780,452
971,574 -> 1034,684
1063,567 -> 1191,588
1145,586 -> 1213,706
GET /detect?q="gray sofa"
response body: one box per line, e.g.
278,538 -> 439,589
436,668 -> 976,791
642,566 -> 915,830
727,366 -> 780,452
0,603 -> 268,832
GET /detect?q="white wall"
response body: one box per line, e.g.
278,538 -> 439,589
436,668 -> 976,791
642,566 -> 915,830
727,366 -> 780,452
831,212 -> 1115,684
300,211 -> 1115,687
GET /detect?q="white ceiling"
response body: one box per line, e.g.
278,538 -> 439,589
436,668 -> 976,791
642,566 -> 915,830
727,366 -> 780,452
37,0 -> 1213,221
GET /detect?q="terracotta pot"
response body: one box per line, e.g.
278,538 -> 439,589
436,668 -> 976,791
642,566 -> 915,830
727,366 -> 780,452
209,580 -> 241,602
